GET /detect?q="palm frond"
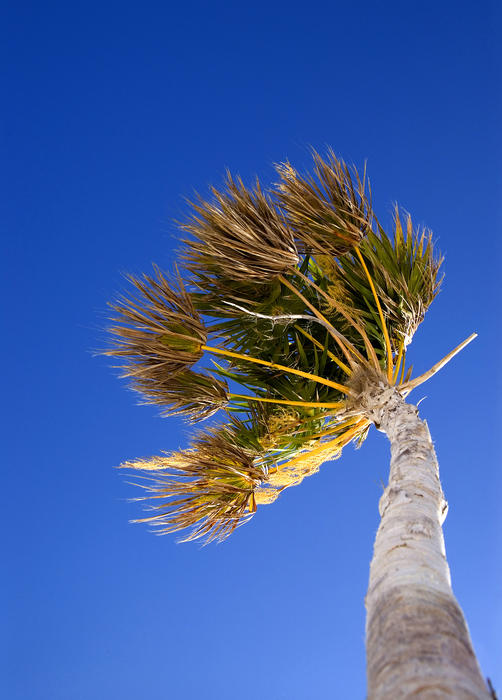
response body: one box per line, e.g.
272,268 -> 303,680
122,427 -> 266,543
182,173 -> 299,282
275,148 -> 372,256
106,266 -> 208,410
133,369 -> 229,422
332,208 -> 443,359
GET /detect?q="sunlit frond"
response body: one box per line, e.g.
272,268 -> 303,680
338,208 -> 443,358
182,173 -> 299,282
123,428 -> 267,543
275,149 -> 372,256
107,265 -> 205,377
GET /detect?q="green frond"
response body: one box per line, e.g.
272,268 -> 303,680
337,208 -> 443,357
228,401 -> 328,459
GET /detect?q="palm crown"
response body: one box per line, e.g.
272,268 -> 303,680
107,150 -> 473,543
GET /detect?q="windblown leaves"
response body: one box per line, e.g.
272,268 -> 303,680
182,173 -> 299,282
106,266 -> 208,413
107,149 -> 445,543
134,369 -> 229,422
275,149 -> 373,256
121,408 -> 367,541
335,209 -> 443,357
123,428 -> 267,542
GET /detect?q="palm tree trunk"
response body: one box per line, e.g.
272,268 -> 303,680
365,391 -> 489,699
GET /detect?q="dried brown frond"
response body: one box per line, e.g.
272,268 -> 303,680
123,428 -> 267,543
133,369 -> 229,422
182,173 -> 299,281
106,266 -> 207,395
275,148 -> 373,256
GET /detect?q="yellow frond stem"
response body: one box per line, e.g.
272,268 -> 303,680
293,269 -> 380,370
354,247 -> 394,381
229,394 -> 345,410
247,493 -> 257,513
278,275 -> 362,368
392,339 -> 405,384
294,325 -> 352,376
275,419 -> 369,473
307,415 -> 363,441
202,345 -> 354,395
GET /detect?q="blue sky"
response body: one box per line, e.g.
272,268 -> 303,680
3,1 -> 501,698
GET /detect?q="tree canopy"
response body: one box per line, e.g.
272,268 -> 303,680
106,150 -> 472,543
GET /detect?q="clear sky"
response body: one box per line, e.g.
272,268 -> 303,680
3,1 -> 501,698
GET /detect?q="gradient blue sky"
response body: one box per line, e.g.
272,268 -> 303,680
3,2 -> 501,698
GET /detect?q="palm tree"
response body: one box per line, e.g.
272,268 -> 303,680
106,151 -> 492,698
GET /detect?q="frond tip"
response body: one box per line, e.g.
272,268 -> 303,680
123,429 -> 267,543
106,266 -> 208,408
182,173 -> 299,282
275,149 -> 373,256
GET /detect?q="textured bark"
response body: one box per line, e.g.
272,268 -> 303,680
365,390 -> 489,699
